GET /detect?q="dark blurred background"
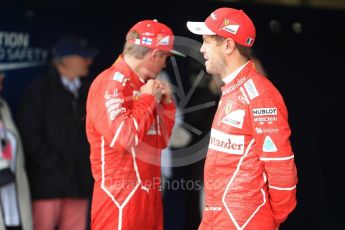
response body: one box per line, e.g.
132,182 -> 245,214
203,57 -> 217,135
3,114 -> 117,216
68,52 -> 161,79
1,0 -> 344,229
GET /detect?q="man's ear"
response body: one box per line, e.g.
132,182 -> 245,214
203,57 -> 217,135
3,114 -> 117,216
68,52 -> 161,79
142,49 -> 155,63
147,49 -> 162,63
151,49 -> 160,58
224,38 -> 235,55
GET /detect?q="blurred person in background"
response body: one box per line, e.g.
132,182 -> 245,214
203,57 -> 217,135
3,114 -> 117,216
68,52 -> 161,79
187,7 -> 298,230
0,70 -> 32,230
16,35 -> 96,230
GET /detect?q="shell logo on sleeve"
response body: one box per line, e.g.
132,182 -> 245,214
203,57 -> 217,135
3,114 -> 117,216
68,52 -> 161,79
113,72 -> 124,83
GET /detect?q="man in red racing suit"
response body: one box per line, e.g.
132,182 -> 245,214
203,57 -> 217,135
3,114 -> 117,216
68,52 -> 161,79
86,20 -> 180,230
187,7 -> 298,230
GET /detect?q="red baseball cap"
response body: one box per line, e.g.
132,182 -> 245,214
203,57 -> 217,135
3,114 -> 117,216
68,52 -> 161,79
187,8 -> 256,47
128,20 -> 185,56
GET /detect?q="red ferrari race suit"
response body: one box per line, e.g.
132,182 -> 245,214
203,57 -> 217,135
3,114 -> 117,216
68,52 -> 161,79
86,56 -> 176,230
200,61 -> 298,230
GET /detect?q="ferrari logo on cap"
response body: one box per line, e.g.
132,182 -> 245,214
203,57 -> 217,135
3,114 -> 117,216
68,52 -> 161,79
224,19 -> 230,25
157,35 -> 170,46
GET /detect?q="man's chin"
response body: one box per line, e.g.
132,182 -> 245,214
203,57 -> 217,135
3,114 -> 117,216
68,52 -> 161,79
205,67 -> 214,75
147,74 -> 158,80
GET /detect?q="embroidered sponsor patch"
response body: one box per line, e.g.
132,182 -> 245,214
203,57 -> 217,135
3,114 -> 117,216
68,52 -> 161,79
205,206 -> 222,211
252,108 -> 277,116
238,94 -> 249,105
209,128 -> 244,155
263,135 -> 277,152
246,37 -> 254,45
224,101 -> 232,114
222,24 -> 240,34
105,95 -> 125,120
142,32 -> 154,36
255,127 -> 279,134
253,116 -> 277,125
109,108 -> 126,120
222,76 -> 246,95
105,98 -> 124,108
239,87 -> 250,104
104,89 -> 119,100
157,35 -> 170,45
221,109 -> 245,129
244,79 -> 259,100
113,72 -> 124,83
142,37 -> 152,45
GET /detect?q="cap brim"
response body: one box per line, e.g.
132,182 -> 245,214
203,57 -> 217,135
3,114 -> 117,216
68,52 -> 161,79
170,49 -> 186,57
79,49 -> 98,58
187,21 -> 216,35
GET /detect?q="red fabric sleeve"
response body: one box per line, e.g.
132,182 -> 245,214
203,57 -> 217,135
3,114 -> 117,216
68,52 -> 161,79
249,95 -> 298,224
156,101 -> 176,149
90,78 -> 157,153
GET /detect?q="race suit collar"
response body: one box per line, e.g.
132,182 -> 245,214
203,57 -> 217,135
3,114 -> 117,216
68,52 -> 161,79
113,55 -> 145,88
220,60 -> 254,96
222,60 -> 249,85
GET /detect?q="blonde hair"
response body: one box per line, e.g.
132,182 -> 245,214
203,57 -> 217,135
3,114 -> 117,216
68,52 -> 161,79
123,31 -> 151,59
